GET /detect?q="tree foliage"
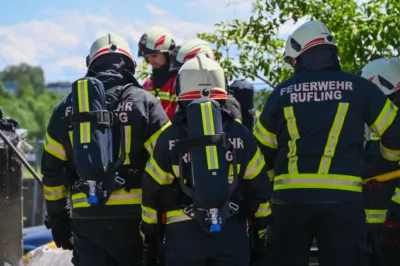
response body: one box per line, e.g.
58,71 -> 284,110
0,63 -> 46,93
198,0 -> 400,103
0,64 -> 64,139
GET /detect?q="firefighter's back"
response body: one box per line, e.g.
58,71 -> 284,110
271,69 -> 388,203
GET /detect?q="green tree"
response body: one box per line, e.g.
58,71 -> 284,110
0,63 -> 46,93
198,0 -> 400,101
0,63 -> 65,139
135,60 -> 151,83
16,75 -> 35,98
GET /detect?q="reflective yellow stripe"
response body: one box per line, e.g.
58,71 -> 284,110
166,209 -> 192,224
255,201 -> 272,218
71,188 -> 142,208
234,118 -> 242,124
284,107 -> 300,174
71,193 -> 90,208
318,103 -> 349,174
43,185 -> 69,201
268,169 -> 275,182
365,209 -> 387,224
172,165 -> 180,177
380,143 -> 400,161
144,121 -> 171,155
370,99 -> 398,136
274,174 -> 362,192
200,101 -> 219,170
258,228 -> 267,238
77,79 -> 91,143
244,147 -> 265,180
228,164 -> 241,184
68,130 -> 73,148
392,187 -> 400,204
141,205 -> 158,224
106,188 -> 141,205
119,126 -> 132,165
44,132 -> 67,161
253,119 -> 277,149
158,91 -> 176,102
150,90 -> 177,102
145,157 -> 174,185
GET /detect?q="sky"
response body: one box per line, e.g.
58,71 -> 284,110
0,0 -> 305,84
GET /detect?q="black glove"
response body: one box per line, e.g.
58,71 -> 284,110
380,218 -> 400,247
44,213 -> 73,250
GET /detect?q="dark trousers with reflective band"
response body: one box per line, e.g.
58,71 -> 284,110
367,223 -> 400,266
164,217 -> 250,266
72,218 -> 142,266
265,203 -> 369,266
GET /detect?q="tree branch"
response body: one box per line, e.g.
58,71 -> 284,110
256,74 -> 275,88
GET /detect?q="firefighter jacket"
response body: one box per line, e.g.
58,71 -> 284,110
363,136 -> 400,224
142,67 -> 178,120
254,69 -> 400,204
140,108 -> 273,241
41,71 -> 171,219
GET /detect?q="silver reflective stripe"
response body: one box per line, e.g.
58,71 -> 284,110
380,145 -> 400,161
366,213 -> 386,220
274,178 -> 361,187
72,197 -> 87,205
319,103 -> 349,174
44,189 -> 66,197
109,194 -> 141,200
394,192 -> 400,200
147,161 -> 173,183
254,125 -> 277,148
374,102 -> 395,134
202,102 -> 218,170
142,209 -> 157,220
256,205 -> 271,214
167,214 -> 192,223
244,154 -> 263,178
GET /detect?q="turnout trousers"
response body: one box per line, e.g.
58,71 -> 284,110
163,217 -> 250,266
265,203 -> 369,266
367,223 -> 400,266
72,218 -> 143,266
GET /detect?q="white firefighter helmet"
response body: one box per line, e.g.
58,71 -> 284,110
359,58 -> 400,96
169,38 -> 216,71
138,26 -> 175,57
87,33 -> 134,68
177,53 -> 227,101
283,20 -> 337,66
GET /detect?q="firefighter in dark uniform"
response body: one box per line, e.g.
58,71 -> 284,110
41,33 -> 171,266
140,54 -> 273,266
254,21 -> 400,266
138,26 -> 178,120
169,38 -> 242,123
358,58 -> 400,266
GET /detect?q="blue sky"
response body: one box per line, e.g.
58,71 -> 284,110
0,0 -> 300,85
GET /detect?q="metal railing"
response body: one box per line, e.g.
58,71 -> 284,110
24,139 -> 45,227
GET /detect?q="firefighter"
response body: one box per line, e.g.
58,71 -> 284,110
358,58 -> 400,266
138,26 -> 178,119
41,33 -> 170,266
169,38 -> 242,123
140,53 -> 273,266
254,20 -> 400,266
229,79 -> 256,131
